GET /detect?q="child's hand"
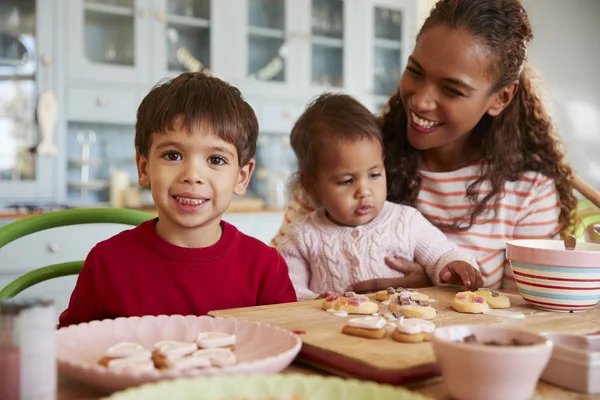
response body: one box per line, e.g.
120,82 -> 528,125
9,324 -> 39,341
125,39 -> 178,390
439,261 -> 483,290
349,257 -> 433,293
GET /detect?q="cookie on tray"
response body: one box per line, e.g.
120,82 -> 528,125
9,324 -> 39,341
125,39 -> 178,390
451,292 -> 490,314
341,316 -> 387,339
375,287 -> 429,302
388,292 -> 436,320
322,292 -> 379,314
392,319 -> 436,343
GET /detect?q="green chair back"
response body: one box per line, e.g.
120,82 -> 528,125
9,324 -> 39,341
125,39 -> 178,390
0,208 -> 154,299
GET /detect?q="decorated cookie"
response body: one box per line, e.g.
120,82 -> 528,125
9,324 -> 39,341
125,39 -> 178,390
151,340 -> 201,370
451,292 -> 490,314
375,287 -> 429,302
392,319 -> 436,343
102,355 -> 156,372
193,347 -> 237,367
473,288 -> 510,309
388,293 -> 436,320
322,292 -> 379,315
196,332 -> 236,350
341,316 -> 388,339
98,341 -> 152,367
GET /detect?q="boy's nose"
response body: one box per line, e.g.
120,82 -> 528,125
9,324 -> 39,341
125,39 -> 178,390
182,161 -> 205,184
355,184 -> 371,199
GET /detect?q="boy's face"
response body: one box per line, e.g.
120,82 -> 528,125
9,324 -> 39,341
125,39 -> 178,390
136,120 -> 254,247
309,137 -> 386,227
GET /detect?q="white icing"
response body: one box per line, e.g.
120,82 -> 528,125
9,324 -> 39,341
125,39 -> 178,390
333,310 -> 349,317
196,332 -> 236,348
326,308 -> 337,313
482,309 -> 525,319
396,319 -> 436,335
382,300 -> 391,306
107,355 -> 155,372
194,348 -> 237,367
348,316 -> 386,330
371,313 -> 379,316
387,322 -> 397,328
428,298 -> 438,303
154,340 -> 198,358
106,342 -> 151,359
167,352 -> 212,371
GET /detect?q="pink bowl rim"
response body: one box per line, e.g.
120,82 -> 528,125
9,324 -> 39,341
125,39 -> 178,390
507,239 -> 600,268
55,314 -> 302,380
431,324 -> 552,354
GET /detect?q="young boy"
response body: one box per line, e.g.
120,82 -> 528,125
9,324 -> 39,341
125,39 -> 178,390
58,72 -> 296,328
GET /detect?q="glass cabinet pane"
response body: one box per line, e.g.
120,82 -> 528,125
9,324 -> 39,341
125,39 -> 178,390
164,0 -> 211,73
0,0 -> 37,181
373,7 -> 402,96
247,0 -> 286,82
311,0 -> 344,87
84,0 -> 135,66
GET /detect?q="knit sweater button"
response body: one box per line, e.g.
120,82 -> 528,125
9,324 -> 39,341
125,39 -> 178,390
352,230 -> 359,238
351,259 -> 359,268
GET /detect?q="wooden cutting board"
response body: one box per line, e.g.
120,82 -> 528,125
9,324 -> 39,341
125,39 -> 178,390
209,287 -> 600,385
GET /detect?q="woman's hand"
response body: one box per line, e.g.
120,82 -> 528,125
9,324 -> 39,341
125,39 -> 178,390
439,261 -> 483,290
349,257 -> 433,293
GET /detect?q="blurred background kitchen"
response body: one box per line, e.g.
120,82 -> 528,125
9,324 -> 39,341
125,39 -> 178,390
0,0 -> 599,236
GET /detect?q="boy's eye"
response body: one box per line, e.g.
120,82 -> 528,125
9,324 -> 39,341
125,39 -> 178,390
338,178 -> 352,186
208,156 -> 227,166
370,172 -> 382,179
162,151 -> 181,161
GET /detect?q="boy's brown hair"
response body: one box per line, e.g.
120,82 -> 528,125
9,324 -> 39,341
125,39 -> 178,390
135,72 -> 258,166
290,93 -> 382,190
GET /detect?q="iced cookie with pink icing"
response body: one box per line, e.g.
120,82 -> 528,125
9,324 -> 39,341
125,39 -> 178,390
98,341 -> 152,367
196,332 -> 237,350
388,292 -> 436,320
341,316 -> 387,339
375,287 -> 429,302
322,292 -> 379,315
392,319 -> 436,343
451,291 -> 490,314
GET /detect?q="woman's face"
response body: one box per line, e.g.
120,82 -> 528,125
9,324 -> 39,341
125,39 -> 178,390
400,24 -> 508,157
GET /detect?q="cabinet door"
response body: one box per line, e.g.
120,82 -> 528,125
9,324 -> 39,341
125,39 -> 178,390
229,0 -> 305,97
304,0 -> 349,92
150,0 -> 227,84
0,0 -> 58,202
66,0 -> 152,84
365,0 -> 417,113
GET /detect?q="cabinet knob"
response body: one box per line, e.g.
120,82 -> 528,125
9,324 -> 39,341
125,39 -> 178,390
156,10 -> 165,22
139,7 -> 149,18
47,242 -> 60,253
41,54 -> 52,66
282,111 -> 290,120
96,96 -> 109,108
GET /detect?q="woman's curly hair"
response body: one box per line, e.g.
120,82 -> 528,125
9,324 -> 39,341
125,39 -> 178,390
380,0 -> 577,237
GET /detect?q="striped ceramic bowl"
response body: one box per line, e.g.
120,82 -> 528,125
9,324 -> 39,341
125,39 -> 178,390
506,239 -> 600,312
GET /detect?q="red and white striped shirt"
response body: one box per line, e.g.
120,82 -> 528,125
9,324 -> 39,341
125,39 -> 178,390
271,163 -> 560,289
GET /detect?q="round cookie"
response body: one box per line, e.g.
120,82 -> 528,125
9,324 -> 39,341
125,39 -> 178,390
341,316 -> 387,340
474,289 -> 510,309
388,293 -> 436,320
322,292 -> 379,315
375,287 -> 429,302
392,319 -> 436,343
451,292 -> 490,314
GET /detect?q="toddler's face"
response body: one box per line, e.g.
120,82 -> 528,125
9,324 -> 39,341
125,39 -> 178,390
136,119 -> 253,246
310,137 -> 386,227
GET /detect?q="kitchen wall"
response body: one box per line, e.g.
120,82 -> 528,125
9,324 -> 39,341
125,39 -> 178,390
524,0 -> 600,189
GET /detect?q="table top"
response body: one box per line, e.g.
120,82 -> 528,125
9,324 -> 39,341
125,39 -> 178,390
57,287 -> 600,400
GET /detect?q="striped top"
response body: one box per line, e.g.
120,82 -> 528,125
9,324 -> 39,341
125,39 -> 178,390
271,163 -> 561,289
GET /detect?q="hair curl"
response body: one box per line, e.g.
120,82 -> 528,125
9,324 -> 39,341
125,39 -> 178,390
380,0 -> 577,237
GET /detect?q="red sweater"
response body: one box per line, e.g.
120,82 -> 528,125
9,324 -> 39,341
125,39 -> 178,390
58,219 -> 296,328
